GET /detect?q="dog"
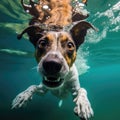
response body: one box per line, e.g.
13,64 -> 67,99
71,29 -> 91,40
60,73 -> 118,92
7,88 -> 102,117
12,20 -> 95,120
12,0 -> 95,120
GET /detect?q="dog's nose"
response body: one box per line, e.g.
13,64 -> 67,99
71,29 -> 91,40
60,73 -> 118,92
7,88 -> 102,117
43,59 -> 62,75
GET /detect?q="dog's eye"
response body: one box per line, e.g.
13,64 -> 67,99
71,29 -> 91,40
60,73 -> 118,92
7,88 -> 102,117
67,42 -> 74,50
38,40 -> 47,48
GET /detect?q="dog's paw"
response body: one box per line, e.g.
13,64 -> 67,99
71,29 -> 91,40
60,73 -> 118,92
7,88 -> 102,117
11,90 -> 32,109
73,88 -> 94,120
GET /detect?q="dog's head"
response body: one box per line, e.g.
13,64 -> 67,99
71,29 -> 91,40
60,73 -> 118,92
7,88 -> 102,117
18,21 -> 95,89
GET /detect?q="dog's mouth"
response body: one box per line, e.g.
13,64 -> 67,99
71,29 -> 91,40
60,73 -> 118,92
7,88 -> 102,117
43,76 -> 64,88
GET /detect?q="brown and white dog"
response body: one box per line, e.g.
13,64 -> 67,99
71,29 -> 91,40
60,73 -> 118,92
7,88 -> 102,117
12,21 -> 95,120
12,0 -> 95,120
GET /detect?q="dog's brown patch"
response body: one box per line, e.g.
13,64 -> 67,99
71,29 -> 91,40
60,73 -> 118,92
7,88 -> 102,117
64,51 -> 76,67
59,33 -> 76,67
35,32 -> 55,62
45,0 -> 72,26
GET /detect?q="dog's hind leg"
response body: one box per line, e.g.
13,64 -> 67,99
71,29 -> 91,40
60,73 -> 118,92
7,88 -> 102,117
11,84 -> 47,109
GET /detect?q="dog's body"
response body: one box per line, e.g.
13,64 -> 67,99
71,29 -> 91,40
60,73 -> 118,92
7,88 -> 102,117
12,0 -> 95,120
21,0 -> 88,26
21,0 -> 72,26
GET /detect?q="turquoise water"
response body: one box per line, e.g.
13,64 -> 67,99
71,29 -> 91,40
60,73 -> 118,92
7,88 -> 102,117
0,0 -> 120,120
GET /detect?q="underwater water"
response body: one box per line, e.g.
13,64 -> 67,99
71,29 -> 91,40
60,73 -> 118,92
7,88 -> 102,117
0,0 -> 120,120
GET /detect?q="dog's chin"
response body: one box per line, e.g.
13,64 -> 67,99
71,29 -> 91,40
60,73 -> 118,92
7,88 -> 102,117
42,76 -> 64,89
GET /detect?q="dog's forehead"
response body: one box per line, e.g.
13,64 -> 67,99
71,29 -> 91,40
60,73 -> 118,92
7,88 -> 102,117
46,31 -> 71,40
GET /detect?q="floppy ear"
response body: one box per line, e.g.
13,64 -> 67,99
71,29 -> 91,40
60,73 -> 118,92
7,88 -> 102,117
70,21 -> 97,50
17,25 -> 43,47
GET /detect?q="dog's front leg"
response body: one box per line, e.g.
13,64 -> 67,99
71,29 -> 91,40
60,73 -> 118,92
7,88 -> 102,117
72,87 -> 94,120
12,84 -> 47,109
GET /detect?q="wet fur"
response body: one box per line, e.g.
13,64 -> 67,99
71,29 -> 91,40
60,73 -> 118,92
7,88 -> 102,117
12,0 -> 95,120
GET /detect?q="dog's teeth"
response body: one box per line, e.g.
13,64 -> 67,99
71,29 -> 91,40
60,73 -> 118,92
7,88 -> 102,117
44,76 -> 61,82
44,76 -> 48,81
56,78 -> 60,82
44,76 -> 47,80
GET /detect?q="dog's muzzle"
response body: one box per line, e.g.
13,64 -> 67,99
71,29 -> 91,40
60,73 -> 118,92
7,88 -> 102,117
43,58 -> 62,75
41,54 -> 64,88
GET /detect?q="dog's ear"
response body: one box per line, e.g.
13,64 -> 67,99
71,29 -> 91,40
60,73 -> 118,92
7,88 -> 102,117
70,21 -> 97,50
17,25 -> 43,47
